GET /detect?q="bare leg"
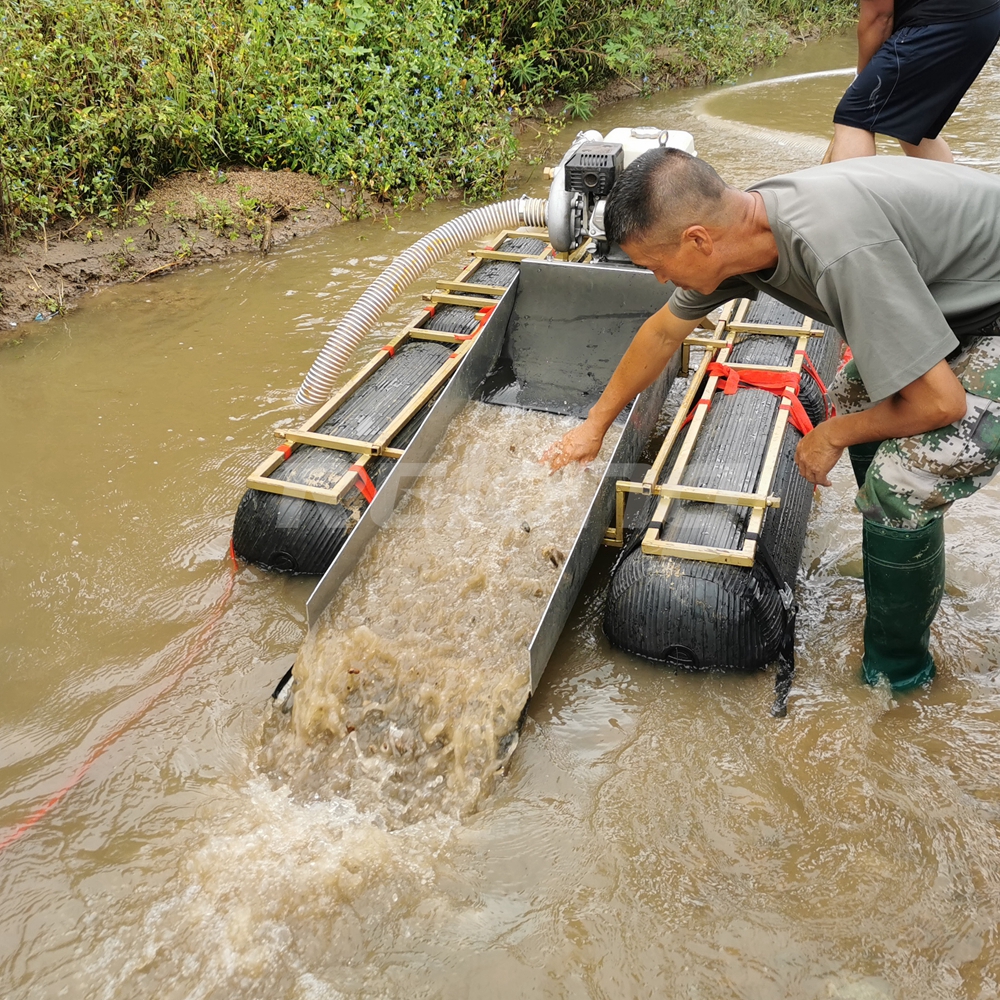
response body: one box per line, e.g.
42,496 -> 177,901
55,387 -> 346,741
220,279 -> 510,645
898,136 -> 954,162
829,123 -> 877,161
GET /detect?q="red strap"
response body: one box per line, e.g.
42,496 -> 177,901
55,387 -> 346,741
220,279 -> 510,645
380,344 -> 395,357
706,362 -> 814,435
423,305 -> 436,317
681,396 -> 712,428
349,464 -> 377,503
795,349 -> 833,419
276,443 -> 293,460
455,304 -> 496,342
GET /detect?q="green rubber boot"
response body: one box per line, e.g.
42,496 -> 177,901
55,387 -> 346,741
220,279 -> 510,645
848,441 -> 881,489
861,517 -> 945,691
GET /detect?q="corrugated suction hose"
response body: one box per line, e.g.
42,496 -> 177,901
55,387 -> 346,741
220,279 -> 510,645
295,195 -> 548,406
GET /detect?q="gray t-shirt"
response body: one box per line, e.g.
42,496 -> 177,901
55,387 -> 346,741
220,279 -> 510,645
668,158 -> 1000,401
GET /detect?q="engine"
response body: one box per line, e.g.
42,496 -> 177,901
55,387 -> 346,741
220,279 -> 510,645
546,126 -> 696,257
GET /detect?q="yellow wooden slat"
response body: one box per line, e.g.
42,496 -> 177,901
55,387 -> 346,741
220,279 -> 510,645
246,475 -> 349,507
618,481 -> 781,509
640,533 -> 756,566
437,280 -> 508,296
474,248 -> 549,263
424,292 -> 501,309
284,429 -> 405,458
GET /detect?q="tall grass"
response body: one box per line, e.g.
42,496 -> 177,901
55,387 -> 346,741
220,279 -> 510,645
0,0 -> 855,238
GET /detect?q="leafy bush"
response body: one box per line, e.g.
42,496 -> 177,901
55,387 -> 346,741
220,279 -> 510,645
484,0 -> 855,106
0,0 -> 854,237
0,0 -> 514,233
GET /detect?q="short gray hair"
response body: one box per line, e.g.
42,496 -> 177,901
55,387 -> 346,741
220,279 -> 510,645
605,148 -> 729,247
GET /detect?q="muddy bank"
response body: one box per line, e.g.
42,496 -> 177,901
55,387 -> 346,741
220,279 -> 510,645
0,167 -> 440,345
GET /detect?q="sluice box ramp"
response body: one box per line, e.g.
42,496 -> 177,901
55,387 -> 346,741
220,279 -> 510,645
298,256 -> 680,692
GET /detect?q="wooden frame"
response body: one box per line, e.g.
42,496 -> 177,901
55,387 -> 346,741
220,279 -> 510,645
243,227 -> 551,507
604,301 -> 821,569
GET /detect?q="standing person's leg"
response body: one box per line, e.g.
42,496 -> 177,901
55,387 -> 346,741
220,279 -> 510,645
895,8 -> 1000,159
830,10 -> 1000,164
829,341 -> 1000,689
829,359 -> 881,487
829,360 -> 939,691
897,136 -> 954,162
830,33 -> 904,162
829,124 -> 877,161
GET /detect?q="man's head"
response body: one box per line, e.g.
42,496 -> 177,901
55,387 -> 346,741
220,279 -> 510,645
604,148 -> 752,293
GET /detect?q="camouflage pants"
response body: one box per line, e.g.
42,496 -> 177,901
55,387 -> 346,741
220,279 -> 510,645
830,335 -> 1000,527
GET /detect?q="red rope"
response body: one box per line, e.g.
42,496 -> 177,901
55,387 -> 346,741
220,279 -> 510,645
0,542 -> 240,854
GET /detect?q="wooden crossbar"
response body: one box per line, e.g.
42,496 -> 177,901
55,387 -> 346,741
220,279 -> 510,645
437,280 -> 508,296
283,429 -> 405,459
639,538 -> 757,567
424,291 -> 502,309
727,320 -> 821,337
618,481 -> 782,509
246,475 -> 353,506
408,328 -> 470,345
605,299 -> 819,563
474,248 -> 550,263
683,336 -> 732,350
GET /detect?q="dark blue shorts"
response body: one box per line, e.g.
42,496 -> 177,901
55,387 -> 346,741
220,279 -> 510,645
833,7 -> 1000,144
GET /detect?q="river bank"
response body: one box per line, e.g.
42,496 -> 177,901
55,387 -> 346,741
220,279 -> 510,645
0,167 -> 467,344
0,0 -> 854,343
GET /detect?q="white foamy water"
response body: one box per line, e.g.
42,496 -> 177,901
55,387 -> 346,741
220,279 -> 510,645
260,401 -> 617,826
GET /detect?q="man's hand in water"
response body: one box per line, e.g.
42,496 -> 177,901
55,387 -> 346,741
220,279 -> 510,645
539,304 -> 700,473
541,416 -> 606,472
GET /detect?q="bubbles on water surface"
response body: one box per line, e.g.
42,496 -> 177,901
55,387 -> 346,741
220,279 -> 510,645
258,402 -> 617,828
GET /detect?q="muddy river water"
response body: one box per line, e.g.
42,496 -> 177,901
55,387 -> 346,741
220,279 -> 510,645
4,34 -> 1000,999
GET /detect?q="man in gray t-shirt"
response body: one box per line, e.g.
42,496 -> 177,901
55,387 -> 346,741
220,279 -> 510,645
541,148 -> 1000,691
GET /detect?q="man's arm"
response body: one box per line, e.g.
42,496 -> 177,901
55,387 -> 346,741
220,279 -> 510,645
541,303 -> 701,471
857,0 -> 894,73
795,359 -> 968,486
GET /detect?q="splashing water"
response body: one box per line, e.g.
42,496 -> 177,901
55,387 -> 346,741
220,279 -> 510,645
259,402 -> 617,827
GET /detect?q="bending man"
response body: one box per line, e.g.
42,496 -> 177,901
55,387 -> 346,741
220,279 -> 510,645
542,148 -> 1000,690
829,0 -> 1000,162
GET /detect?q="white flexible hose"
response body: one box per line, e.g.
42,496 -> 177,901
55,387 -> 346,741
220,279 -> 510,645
295,195 -> 548,406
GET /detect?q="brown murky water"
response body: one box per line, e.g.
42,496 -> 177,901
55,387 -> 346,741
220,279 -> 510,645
4,34 -> 1000,999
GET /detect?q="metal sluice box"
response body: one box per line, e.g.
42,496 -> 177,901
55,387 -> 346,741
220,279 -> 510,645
304,257 -> 678,692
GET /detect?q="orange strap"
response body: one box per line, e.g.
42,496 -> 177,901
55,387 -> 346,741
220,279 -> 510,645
349,464 -> 377,503
276,443 -> 293,460
795,349 -> 833,419
454,304 -> 496,342
706,362 -> 814,435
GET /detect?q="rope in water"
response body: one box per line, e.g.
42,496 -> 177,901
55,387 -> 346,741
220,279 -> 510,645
0,541 -> 240,854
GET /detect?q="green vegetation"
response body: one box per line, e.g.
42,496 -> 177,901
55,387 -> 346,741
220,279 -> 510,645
0,0 -> 854,241
494,0 -> 854,106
